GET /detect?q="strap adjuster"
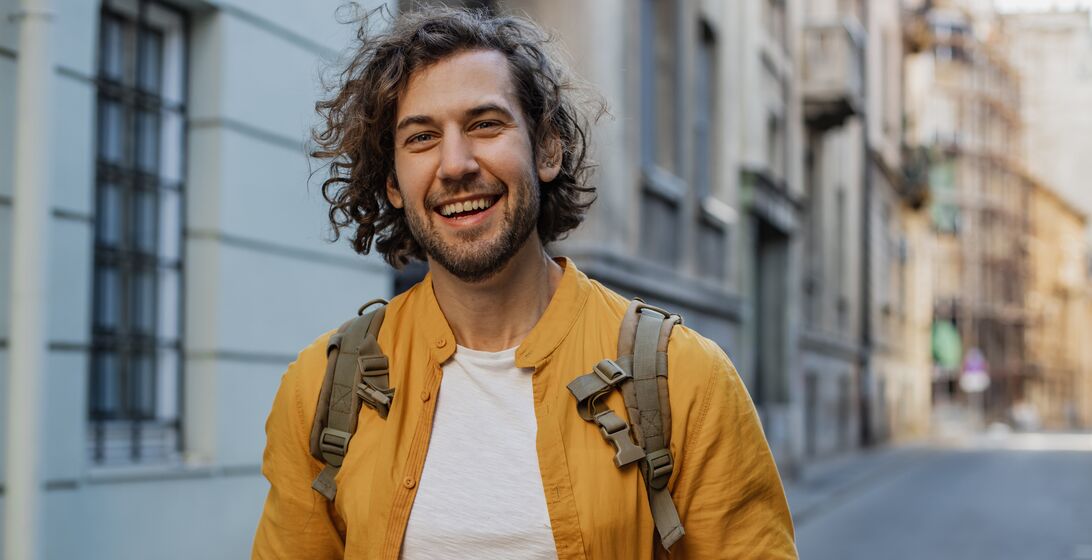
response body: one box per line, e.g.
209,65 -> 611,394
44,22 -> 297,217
593,359 -> 630,387
319,427 -> 351,466
644,448 -> 674,490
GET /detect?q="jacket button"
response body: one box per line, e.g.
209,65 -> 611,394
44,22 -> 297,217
402,477 -> 416,489
435,338 -> 447,348
420,391 -> 431,402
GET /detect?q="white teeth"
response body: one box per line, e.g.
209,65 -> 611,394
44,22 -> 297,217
439,197 -> 494,217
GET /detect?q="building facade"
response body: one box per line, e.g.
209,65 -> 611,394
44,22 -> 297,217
863,0 -> 933,443
1002,9 -> 1092,428
1024,184 -> 1091,428
1,1 -> 395,558
795,0 -> 933,456
494,0 -> 803,470
514,0 -> 930,468
904,0 -> 1032,425
1002,9 -> 1092,246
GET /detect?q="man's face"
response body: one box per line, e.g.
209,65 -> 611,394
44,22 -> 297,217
389,49 -> 560,283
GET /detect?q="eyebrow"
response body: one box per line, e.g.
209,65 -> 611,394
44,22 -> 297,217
395,103 -> 516,133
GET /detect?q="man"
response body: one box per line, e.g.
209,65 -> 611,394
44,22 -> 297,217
253,7 -> 796,559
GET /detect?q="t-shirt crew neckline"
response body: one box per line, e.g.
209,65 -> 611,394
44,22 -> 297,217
453,344 -> 522,365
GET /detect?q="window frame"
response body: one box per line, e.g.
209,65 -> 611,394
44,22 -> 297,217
693,19 -> 730,280
638,0 -> 687,267
89,0 -> 188,466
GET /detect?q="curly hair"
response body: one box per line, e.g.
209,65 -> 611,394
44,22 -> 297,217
312,6 -> 600,268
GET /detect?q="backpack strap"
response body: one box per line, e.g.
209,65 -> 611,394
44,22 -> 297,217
566,299 -> 685,550
309,299 -> 391,501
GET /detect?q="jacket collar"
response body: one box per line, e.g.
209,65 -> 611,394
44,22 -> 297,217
415,257 -> 590,368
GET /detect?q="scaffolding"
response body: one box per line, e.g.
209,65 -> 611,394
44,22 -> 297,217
905,2 -> 1032,422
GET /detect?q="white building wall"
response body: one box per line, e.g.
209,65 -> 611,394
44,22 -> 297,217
1003,11 -> 1092,244
0,1 -> 395,557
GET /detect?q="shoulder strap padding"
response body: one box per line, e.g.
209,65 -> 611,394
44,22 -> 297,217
617,300 -> 679,451
309,318 -> 355,465
617,299 -> 685,549
309,299 -> 389,500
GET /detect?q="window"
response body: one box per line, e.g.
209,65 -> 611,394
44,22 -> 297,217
693,21 -> 726,280
639,0 -> 684,266
766,112 -> 787,182
642,192 -> 681,266
692,21 -> 716,201
90,0 -> 186,465
930,159 -> 960,234
646,0 -> 681,174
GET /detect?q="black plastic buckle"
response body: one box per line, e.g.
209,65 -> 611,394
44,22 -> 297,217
644,448 -> 674,490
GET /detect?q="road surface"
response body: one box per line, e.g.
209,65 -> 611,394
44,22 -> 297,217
794,433 -> 1092,560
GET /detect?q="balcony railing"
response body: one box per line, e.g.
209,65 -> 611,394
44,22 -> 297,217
801,18 -> 866,130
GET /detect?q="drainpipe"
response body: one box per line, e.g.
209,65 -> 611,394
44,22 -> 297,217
857,2 -> 875,447
5,0 -> 55,559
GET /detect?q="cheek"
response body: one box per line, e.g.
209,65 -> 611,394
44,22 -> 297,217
393,154 -> 437,207
481,141 -> 536,185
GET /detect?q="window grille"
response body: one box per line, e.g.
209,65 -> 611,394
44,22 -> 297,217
90,0 -> 187,465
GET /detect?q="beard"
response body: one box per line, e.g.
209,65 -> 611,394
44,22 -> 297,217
402,174 -> 540,283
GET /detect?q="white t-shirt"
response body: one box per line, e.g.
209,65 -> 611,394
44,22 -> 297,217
401,345 -> 557,559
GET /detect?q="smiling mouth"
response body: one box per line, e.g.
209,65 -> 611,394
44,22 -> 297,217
434,195 -> 502,219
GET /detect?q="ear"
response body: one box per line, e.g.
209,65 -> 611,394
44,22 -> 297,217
537,134 -> 563,184
386,176 -> 404,209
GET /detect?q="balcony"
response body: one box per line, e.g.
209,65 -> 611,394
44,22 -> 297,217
801,19 -> 865,131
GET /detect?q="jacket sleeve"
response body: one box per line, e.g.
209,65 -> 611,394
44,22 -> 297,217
664,351 -> 798,559
252,338 -> 345,560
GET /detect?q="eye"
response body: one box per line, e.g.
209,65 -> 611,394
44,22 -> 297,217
471,120 -> 500,131
406,132 -> 436,145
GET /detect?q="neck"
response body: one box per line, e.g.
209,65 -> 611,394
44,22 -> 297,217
428,237 -> 563,352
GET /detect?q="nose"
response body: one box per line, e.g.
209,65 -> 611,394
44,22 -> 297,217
437,131 -> 480,182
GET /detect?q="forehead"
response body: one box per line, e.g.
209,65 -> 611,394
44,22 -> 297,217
397,49 -> 519,120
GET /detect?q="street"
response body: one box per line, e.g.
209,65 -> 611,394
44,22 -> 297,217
792,433 -> 1092,560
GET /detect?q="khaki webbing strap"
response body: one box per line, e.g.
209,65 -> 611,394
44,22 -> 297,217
633,309 -> 666,452
355,303 -> 392,418
309,299 -> 389,501
568,299 -> 687,549
617,300 -> 685,550
309,319 -> 355,465
567,360 -> 629,419
312,464 -> 338,501
566,360 -> 645,467
651,485 -> 685,548
617,300 -> 643,357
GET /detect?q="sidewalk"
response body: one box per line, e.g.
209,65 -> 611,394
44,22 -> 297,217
783,443 -> 931,526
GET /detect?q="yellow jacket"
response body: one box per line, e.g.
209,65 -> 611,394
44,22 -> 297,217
252,259 -> 797,559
